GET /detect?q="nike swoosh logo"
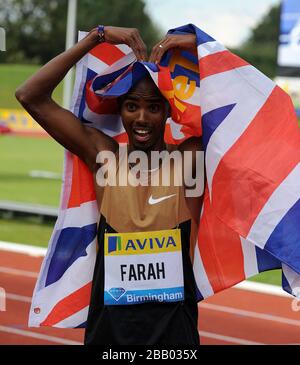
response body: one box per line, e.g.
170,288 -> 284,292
148,194 -> 176,205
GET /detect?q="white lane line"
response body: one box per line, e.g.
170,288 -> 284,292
200,302 -> 300,327
0,241 -> 46,257
0,325 -> 82,345
235,280 -> 290,298
6,293 -> 32,303
0,266 -> 38,278
199,331 -> 263,345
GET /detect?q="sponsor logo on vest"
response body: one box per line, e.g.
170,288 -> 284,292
108,287 -> 126,301
108,234 -> 177,253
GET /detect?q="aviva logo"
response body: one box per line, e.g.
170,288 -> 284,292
108,236 -> 122,253
105,229 -> 181,256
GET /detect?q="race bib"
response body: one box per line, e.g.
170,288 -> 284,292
104,229 -> 184,305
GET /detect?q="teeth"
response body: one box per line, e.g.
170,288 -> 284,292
135,129 -> 149,135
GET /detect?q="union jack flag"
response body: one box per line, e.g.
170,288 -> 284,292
29,24 -> 300,328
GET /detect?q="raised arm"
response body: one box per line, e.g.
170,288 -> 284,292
15,26 -> 147,172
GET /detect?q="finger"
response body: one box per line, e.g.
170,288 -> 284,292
128,29 -> 147,61
149,39 -> 166,63
132,33 -> 147,61
149,45 -> 159,63
152,38 -> 172,64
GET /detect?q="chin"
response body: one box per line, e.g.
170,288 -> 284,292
133,141 -> 152,151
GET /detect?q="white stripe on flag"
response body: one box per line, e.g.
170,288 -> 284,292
202,65 -> 275,196
116,43 -> 134,55
87,53 -> 109,75
167,118 -> 185,140
240,236 -> 259,278
60,200 -> 99,229
197,41 -> 226,59
247,163 -> 300,248
282,264 -> 300,297
193,242 -> 214,298
83,106 -> 125,136
87,50 -> 135,77
29,239 -> 97,327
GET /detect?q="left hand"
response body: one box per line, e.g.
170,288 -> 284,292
149,34 -> 196,64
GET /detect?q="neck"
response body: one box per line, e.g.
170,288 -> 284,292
127,140 -> 167,170
128,140 -> 167,160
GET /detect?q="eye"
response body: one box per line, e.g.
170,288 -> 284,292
125,102 -> 137,112
149,104 -> 160,113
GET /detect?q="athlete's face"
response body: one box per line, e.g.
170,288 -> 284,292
120,76 -> 170,151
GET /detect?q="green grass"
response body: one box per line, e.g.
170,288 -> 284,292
248,269 -> 281,286
0,135 -> 63,206
0,63 -> 63,109
0,217 -> 53,247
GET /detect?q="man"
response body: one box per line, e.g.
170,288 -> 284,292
16,26 -> 203,345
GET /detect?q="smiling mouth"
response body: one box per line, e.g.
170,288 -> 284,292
132,127 -> 152,142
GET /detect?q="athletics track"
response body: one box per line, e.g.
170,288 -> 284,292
1,241 -> 300,345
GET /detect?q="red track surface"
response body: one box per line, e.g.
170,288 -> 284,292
1,248 -> 300,345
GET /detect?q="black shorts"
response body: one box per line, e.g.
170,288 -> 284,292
84,301 -> 199,346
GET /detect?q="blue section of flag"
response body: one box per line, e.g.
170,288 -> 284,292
95,62 -> 151,98
75,321 -> 87,329
108,236 -> 118,253
255,246 -> 281,273
92,65 -> 130,93
265,199 -> 300,273
45,223 -> 97,287
202,104 -> 236,149
181,50 -> 199,65
168,24 -> 215,46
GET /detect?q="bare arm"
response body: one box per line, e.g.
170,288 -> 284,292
15,26 -> 147,172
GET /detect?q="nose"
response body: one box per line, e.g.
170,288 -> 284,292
135,107 -> 147,124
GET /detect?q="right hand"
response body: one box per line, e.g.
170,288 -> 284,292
99,26 -> 147,62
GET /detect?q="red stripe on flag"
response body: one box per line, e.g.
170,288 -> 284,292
212,86 -> 300,237
90,43 -> 126,66
199,51 -> 248,79
41,282 -> 92,326
68,156 -> 96,208
197,190 -> 245,293
85,84 -> 119,115
114,132 -> 128,143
